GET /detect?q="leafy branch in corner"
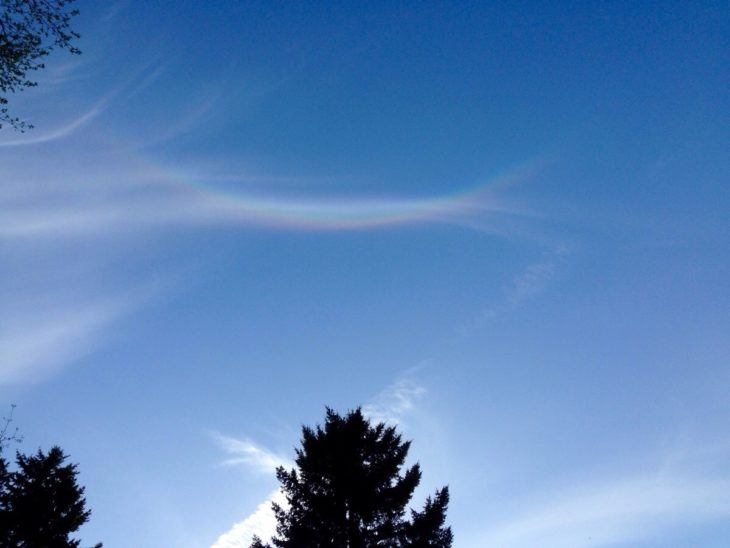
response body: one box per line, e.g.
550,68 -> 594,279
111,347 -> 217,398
0,0 -> 81,130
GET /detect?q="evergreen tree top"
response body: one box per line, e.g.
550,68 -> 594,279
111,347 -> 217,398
254,407 -> 452,548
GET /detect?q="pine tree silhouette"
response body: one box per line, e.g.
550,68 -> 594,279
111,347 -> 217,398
253,407 -> 452,548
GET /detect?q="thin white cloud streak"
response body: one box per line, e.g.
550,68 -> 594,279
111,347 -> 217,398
100,0 -> 130,23
211,490 -> 287,548
476,474 -> 730,548
0,195 -> 200,239
212,433 -> 290,475
0,296 -> 138,385
0,237 -> 161,385
32,56 -> 90,87
508,257 -> 557,303
0,52 -> 172,149
0,100 -> 107,147
125,88 -> 224,149
363,375 -> 427,427
458,246 -> 568,336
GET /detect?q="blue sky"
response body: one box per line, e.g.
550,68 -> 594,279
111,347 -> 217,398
1,1 -> 729,546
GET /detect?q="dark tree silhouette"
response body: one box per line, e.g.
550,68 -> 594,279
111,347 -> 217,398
0,407 -> 101,548
0,0 -> 81,130
252,407 -> 453,548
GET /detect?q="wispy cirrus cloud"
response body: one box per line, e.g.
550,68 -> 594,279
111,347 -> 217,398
211,490 -> 287,548
0,296 -> 135,385
459,245 -> 569,336
0,265 -> 158,385
0,191 -> 162,385
363,373 -> 427,427
212,433 -> 290,475
507,253 -> 561,304
0,100 -> 107,147
476,472 -> 730,547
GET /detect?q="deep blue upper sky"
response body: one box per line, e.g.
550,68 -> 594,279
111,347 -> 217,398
1,1 -> 729,547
